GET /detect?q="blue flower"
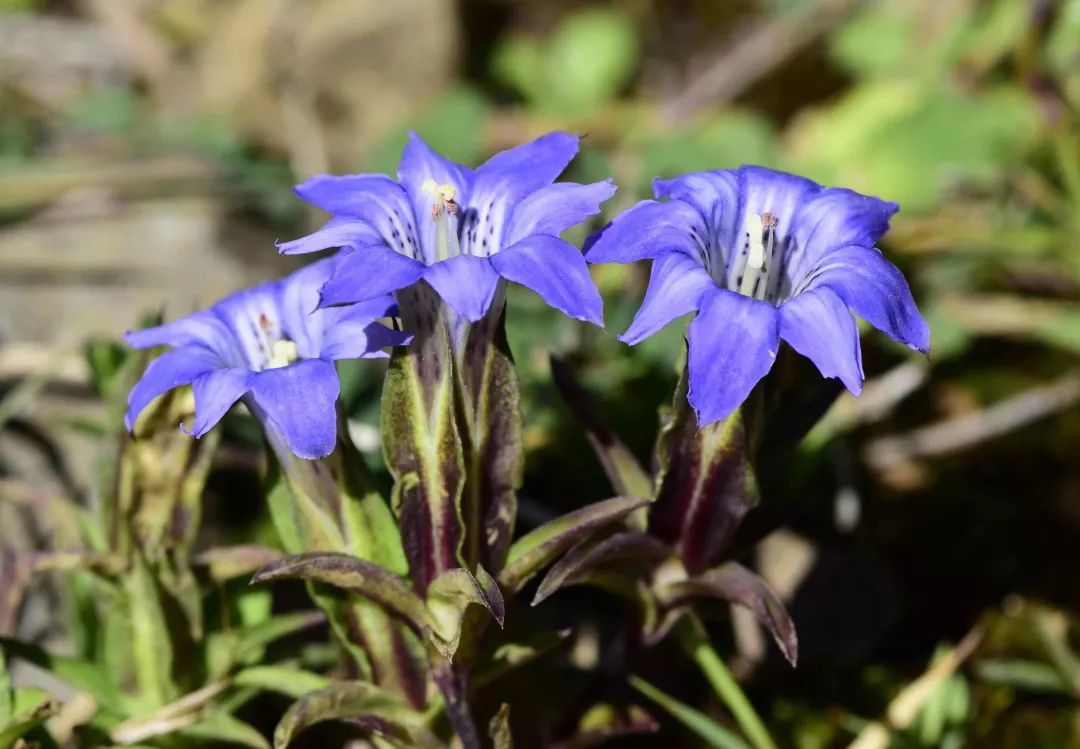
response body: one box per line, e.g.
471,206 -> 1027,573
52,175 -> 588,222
586,167 -> 929,426
125,258 -> 409,459
278,132 -> 614,325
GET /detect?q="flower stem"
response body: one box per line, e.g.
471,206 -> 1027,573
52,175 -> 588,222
675,615 -> 778,749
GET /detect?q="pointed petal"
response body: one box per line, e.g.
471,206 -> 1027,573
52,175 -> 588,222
653,170 -> 741,249
125,346 -> 219,430
688,288 -> 779,425
250,360 -> 340,459
620,253 -> 715,345
422,254 -> 501,322
188,367 -> 253,437
318,246 -> 426,307
321,321 -> 409,360
779,287 -> 863,394
125,312 -> 227,351
803,245 -> 930,354
507,179 -> 616,245
491,235 -> 603,325
795,188 -> 898,252
397,132 -> 473,263
584,200 -> 702,264
276,217 -> 383,256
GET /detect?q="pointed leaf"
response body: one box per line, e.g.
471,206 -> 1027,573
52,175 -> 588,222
552,703 -> 659,749
489,704 -> 513,749
651,364 -> 760,573
629,676 -> 751,749
273,682 -> 435,749
500,496 -> 650,594
178,713 -> 270,749
533,532 -> 669,606
0,692 -> 58,749
425,567 -> 506,661
550,356 -> 653,499
252,553 -> 435,634
382,285 -> 465,592
0,638 -> 125,715
661,562 -> 798,666
195,545 -> 283,584
232,667 -> 332,700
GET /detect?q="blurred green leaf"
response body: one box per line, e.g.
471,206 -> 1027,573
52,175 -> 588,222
178,712 -> 271,749
630,676 -> 752,749
977,658 -> 1074,695
233,667 -> 331,700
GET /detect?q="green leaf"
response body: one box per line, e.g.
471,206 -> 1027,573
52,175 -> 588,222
500,496 -> 651,594
545,8 -> 638,115
177,713 -> 270,749
232,667 -> 332,700
273,682 -> 438,749
425,567 -> 505,661
0,646 -> 11,725
629,676 -> 751,749
473,629 -> 572,689
0,638 -> 125,715
488,704 -> 513,749
0,690 -> 58,749
195,545 -> 282,584
976,658 -> 1073,695
252,553 -> 435,633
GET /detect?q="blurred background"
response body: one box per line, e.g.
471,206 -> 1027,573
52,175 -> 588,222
1,0 -> 1079,746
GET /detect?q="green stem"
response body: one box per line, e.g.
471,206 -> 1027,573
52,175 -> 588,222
675,616 -> 777,749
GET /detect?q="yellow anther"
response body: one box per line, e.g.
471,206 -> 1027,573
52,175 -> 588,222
267,339 -> 298,369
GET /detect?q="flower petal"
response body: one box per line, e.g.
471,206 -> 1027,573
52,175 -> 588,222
318,245 -> 426,307
250,359 -> 340,459
508,179 -> 616,245
422,254 -> 502,322
802,245 -> 930,354
787,189 -> 899,280
125,346 -> 219,431
653,170 -> 741,245
321,320 -> 409,361
491,235 -> 603,325
585,199 -> 703,264
276,217 -> 383,256
688,288 -> 779,426
779,287 -> 863,394
125,312 -> 228,351
620,253 -> 715,345
188,367 -> 253,437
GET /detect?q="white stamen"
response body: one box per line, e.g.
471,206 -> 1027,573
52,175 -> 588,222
426,178 -> 461,262
746,213 -> 766,270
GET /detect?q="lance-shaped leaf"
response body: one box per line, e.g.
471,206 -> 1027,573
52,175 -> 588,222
232,667 -> 331,699
651,365 -> 760,574
489,704 -> 513,749
0,638 -> 125,716
551,703 -> 659,749
195,545 -> 283,584
499,496 -> 651,594
0,689 -> 58,749
659,562 -> 798,666
550,356 -> 654,499
252,553 -> 436,634
178,713 -> 270,749
383,285 -> 466,592
457,304 -> 523,574
425,567 -> 505,661
533,532 -> 669,606
274,682 -> 439,749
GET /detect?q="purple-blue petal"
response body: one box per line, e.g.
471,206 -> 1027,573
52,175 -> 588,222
779,287 -> 863,394
422,254 -> 502,322
125,346 -> 219,431
687,287 -> 779,426
125,312 -> 227,351
585,199 -> 702,264
474,132 -> 579,199
620,253 -> 714,345
277,217 -> 383,256
491,235 -> 603,326
802,245 -> 930,354
318,246 -> 426,308
508,179 -> 616,245
250,359 -> 340,459
188,367 -> 253,438
653,170 -> 741,249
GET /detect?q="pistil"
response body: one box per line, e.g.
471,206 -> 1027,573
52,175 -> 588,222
737,212 -> 778,302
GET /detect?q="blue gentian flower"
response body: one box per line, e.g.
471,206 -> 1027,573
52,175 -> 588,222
278,132 -> 614,325
125,258 -> 409,459
586,167 -> 930,426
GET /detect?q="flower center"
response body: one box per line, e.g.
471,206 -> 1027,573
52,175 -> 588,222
737,211 -> 778,302
255,313 -> 298,370
422,178 -> 461,262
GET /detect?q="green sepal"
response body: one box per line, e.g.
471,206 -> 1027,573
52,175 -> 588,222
456,304 -> 523,573
651,364 -> 761,574
382,289 -> 466,592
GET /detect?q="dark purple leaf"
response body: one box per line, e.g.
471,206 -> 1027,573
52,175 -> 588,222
533,532 -> 669,606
